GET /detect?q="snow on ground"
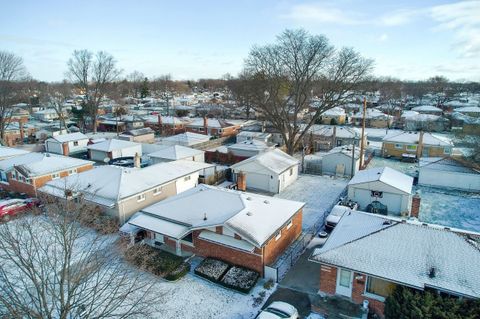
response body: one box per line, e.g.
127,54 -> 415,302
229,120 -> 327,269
416,186 -> 480,233
275,174 -> 348,230
368,156 -> 418,177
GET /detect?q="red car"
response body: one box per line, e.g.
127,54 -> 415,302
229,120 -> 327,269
0,199 -> 33,221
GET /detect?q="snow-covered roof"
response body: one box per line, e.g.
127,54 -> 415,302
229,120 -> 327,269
231,149 -> 299,175
323,107 -> 346,116
160,132 -> 211,146
456,106 -> 480,113
382,131 -> 453,147
351,109 -> 392,119
0,153 -> 92,176
133,184 -> 304,247
308,125 -> 364,139
186,118 -> 235,129
311,211 -> 480,298
348,166 -> 413,194
228,140 -> 275,153
87,139 -> 141,152
323,145 -> 360,159
411,105 -> 443,113
0,146 -> 30,160
148,145 -> 204,161
39,160 -> 214,204
420,157 -> 480,174
48,132 -> 88,143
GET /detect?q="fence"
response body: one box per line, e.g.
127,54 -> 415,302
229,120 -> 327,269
267,187 -> 348,282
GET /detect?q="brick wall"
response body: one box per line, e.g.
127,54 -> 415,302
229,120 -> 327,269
319,264 -> 337,295
263,209 -> 303,265
351,272 -> 386,318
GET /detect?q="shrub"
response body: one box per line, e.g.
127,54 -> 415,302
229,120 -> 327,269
220,266 -> 259,293
194,258 -> 230,282
165,262 -> 190,281
124,245 -> 184,277
263,279 -> 274,290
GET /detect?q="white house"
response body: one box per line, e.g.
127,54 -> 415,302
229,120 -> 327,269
321,145 -> 360,177
148,145 -> 205,164
33,109 -> 68,122
347,166 -> 413,216
418,157 -> 480,192
230,149 -> 299,194
87,139 -> 142,162
45,132 -> 89,156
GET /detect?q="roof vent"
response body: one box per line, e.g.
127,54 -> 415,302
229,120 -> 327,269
246,211 -> 253,216
246,197 -> 252,201
383,220 -> 392,225
428,267 -> 436,278
422,223 -> 428,227
203,213 -> 207,221
264,200 -> 269,204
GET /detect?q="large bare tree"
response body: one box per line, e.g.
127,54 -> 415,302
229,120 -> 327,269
241,29 -> 373,154
67,50 -> 121,133
0,51 -> 27,144
0,199 -> 161,318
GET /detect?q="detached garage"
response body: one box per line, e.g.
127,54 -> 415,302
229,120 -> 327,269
419,157 -> 480,192
231,149 -> 299,194
347,166 -> 413,216
87,139 -> 142,162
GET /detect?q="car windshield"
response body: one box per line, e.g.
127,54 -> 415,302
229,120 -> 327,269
265,307 -> 290,318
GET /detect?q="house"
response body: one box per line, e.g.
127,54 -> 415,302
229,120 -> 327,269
319,107 -> 346,125
411,105 -> 443,115
347,166 -> 414,216
381,131 -> 453,159
351,109 -> 393,128
144,115 -> 189,135
98,115 -> 144,132
0,146 -> 30,161
230,149 -> 299,194
45,132 -> 89,156
308,125 -> 367,151
185,117 -> 240,137
35,127 -> 68,141
39,160 -> 215,223
0,153 -> 93,196
227,140 -> 276,158
309,210 -> 480,317
418,157 -> 480,192
87,139 -> 142,162
148,145 -> 205,164
32,108 -> 67,122
159,132 -> 211,147
401,111 -> 448,132
321,145 -> 360,177
236,131 -> 272,144
118,127 -> 155,143
456,106 -> 480,117
125,184 -> 305,275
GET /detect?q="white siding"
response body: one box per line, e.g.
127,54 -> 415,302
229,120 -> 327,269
419,168 -> 480,192
175,172 -> 199,194
322,153 -> 360,177
45,141 -> 63,154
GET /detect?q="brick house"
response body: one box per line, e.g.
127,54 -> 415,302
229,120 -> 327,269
381,131 -> 453,159
39,160 -> 215,224
309,211 -> 480,317
185,117 -> 240,137
307,125 -> 367,152
125,184 -> 304,275
0,152 -> 93,197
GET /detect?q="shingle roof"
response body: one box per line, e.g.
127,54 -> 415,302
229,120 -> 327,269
231,149 -> 299,175
49,132 -> 89,143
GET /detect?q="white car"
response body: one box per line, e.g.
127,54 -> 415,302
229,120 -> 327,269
325,205 -> 353,229
257,301 -> 299,319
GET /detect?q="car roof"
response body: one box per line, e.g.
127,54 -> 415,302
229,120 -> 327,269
267,301 -> 296,315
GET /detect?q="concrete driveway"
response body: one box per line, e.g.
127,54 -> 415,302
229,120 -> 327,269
279,246 -> 321,294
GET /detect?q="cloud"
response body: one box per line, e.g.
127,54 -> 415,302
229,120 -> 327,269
280,3 -> 363,25
430,0 -> 480,58
378,33 -> 389,42
379,8 -> 425,26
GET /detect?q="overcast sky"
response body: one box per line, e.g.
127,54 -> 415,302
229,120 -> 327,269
1,0 -> 479,82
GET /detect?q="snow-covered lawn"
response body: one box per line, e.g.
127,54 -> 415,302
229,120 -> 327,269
368,156 -> 418,177
276,174 -> 348,230
416,186 -> 480,233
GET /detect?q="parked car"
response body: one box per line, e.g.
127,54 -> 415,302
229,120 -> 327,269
0,198 -> 34,221
325,204 -> 354,230
257,301 -> 299,319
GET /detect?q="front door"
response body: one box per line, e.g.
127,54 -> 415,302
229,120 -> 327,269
336,268 -> 353,298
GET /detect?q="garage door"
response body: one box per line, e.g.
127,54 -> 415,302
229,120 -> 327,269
245,172 -> 270,192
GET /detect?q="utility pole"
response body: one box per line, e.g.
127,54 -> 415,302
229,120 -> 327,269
351,140 -> 356,177
359,96 -> 367,170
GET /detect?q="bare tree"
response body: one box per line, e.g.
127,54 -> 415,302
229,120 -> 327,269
0,51 -> 28,144
127,71 -> 145,98
41,81 -> 73,132
0,199 -> 161,318
226,71 -> 255,119
242,29 -> 373,154
426,76 -> 457,107
67,50 -> 121,133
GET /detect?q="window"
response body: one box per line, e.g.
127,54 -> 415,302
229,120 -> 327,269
406,145 -> 417,152
287,220 -> 293,230
153,187 -> 162,196
68,169 -> 77,175
73,141 -> 79,146
137,194 -> 146,202
444,148 -> 451,154
394,143 -> 403,149
51,173 -> 60,180
339,269 -> 352,288
184,175 -> 191,182
275,231 -> 282,241
365,276 -> 396,299
289,168 -> 293,176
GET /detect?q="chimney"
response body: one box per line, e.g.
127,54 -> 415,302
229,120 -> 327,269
134,152 -> 141,168
62,142 -> 69,156
416,131 -> 424,158
410,193 -> 421,218
332,126 -> 337,148
203,117 -> 208,134
237,171 -> 246,191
